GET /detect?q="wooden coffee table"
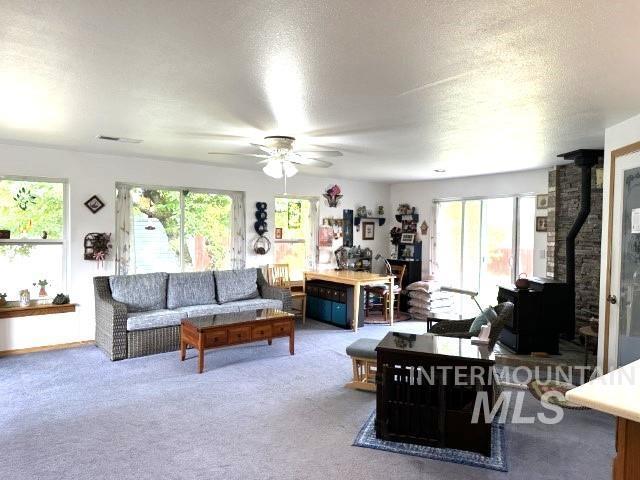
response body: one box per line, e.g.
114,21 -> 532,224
180,308 -> 295,373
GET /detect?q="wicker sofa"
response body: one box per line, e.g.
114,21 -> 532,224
94,268 -> 292,361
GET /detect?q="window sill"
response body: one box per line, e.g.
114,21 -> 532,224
0,303 -> 77,319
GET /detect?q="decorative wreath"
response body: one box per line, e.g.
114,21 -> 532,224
253,235 -> 272,255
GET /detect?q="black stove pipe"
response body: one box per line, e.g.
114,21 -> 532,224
557,149 -> 602,340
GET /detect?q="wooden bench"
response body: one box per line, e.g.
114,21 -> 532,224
345,338 -> 379,392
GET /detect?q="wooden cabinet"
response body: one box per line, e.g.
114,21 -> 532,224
305,280 -> 364,329
614,418 -> 640,480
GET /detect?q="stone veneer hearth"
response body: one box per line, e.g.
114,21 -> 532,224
546,160 -> 604,335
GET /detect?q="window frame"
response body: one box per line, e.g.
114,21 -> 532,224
433,193 -> 536,289
117,182 -> 241,273
0,175 -> 69,298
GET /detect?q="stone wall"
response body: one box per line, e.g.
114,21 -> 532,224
546,161 -> 604,333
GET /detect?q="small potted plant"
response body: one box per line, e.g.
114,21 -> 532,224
0,292 -> 7,307
33,279 -> 49,298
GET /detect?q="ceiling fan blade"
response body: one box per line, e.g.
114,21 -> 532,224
289,155 -> 333,168
295,150 -> 343,158
250,143 -> 274,154
208,152 -> 270,158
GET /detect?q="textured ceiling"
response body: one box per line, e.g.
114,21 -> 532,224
1,0 -> 639,181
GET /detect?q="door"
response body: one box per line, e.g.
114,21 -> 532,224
608,149 -> 640,368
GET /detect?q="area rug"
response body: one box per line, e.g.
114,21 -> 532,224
353,411 -> 508,472
364,311 -> 412,324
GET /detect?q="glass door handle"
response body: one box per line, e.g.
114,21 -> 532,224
607,294 -> 617,304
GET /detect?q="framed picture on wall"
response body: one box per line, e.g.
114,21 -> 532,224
362,220 -> 375,240
536,194 -> 549,209
400,233 -> 415,244
536,216 -> 548,232
275,228 -> 283,240
319,226 -> 333,246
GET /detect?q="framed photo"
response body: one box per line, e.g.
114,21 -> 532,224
319,226 -> 333,247
275,227 -> 283,240
400,232 -> 415,244
84,195 -> 105,214
536,194 -> 549,209
362,220 -> 375,240
536,216 -> 548,232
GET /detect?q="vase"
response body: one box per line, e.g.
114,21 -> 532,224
19,290 -> 30,307
39,287 -> 48,297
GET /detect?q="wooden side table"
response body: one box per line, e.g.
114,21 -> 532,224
578,325 -> 598,366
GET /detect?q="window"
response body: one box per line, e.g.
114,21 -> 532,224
121,185 -> 237,273
0,178 -> 66,301
273,197 -> 318,281
435,195 -> 535,305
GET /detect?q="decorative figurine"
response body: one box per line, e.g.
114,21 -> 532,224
33,279 -> 49,297
19,289 -> 30,307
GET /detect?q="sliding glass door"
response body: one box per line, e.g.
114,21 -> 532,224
435,196 -> 535,305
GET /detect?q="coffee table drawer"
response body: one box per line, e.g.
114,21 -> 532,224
204,329 -> 228,347
251,324 -> 272,341
228,326 -> 251,344
272,321 -> 291,337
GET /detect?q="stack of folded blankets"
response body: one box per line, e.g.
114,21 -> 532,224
406,281 -> 454,321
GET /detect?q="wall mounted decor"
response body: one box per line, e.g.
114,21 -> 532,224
536,216 -> 548,232
400,233 -> 415,244
275,227 -> 283,240
252,235 -> 271,255
84,232 -> 112,267
536,194 -> 549,209
343,209 -> 354,247
362,220 -> 375,240
319,226 -> 333,247
420,221 -> 429,235
323,184 -> 342,207
84,195 -> 105,214
254,202 -> 268,236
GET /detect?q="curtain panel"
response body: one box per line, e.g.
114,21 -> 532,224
229,191 -> 246,269
114,184 -> 132,275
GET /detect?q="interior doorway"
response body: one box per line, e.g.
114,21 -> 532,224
273,196 -> 318,280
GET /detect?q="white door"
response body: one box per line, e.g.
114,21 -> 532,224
608,149 -> 640,369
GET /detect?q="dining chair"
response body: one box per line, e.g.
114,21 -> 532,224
267,264 -> 307,324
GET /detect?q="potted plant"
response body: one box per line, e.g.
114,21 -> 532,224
0,292 -> 6,307
33,279 -> 49,298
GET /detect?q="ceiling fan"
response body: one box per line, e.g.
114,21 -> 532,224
208,135 -> 342,179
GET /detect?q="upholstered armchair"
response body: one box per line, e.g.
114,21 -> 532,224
429,301 -> 514,350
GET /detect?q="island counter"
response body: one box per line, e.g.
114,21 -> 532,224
303,270 -> 394,332
565,359 -> 640,480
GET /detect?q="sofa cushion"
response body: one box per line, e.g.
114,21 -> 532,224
126,309 -> 184,331
175,303 -> 239,317
109,272 -> 168,312
167,271 -> 216,309
214,268 -> 260,304
468,306 -> 498,336
225,298 -> 283,312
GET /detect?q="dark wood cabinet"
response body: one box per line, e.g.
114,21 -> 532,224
375,333 -> 495,456
497,277 -> 569,354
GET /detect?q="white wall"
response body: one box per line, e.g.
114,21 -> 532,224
598,113 -> 640,370
0,142 -> 390,351
389,168 -> 550,279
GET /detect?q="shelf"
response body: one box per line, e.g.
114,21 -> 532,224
354,216 -> 386,227
395,214 -> 419,223
0,303 -> 77,319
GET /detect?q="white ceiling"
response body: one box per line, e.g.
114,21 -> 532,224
1,0 -> 640,182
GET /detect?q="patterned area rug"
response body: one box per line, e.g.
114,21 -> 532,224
353,411 -> 508,472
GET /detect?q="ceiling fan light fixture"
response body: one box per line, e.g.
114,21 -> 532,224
282,160 -> 298,178
263,159 -> 283,178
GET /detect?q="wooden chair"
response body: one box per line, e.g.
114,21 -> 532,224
267,264 -> 307,324
364,263 -> 405,321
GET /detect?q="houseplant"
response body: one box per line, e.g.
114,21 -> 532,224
33,279 -> 49,297
0,292 -> 6,307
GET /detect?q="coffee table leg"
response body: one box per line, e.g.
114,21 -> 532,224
289,325 -> 295,355
180,329 -> 186,361
197,335 -> 204,374
268,338 -> 272,346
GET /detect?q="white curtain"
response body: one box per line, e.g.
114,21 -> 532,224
229,191 -> 246,269
114,184 -> 132,275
